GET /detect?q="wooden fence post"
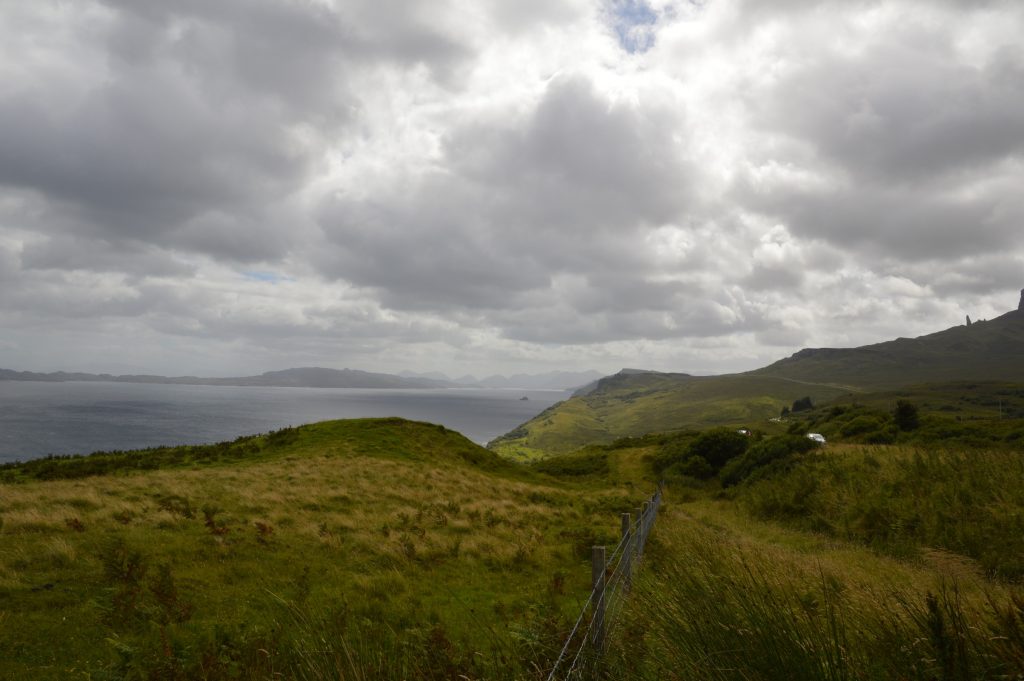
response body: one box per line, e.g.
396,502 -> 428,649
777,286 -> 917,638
634,506 -> 642,558
621,512 -> 632,592
640,501 -> 650,554
591,545 -> 606,651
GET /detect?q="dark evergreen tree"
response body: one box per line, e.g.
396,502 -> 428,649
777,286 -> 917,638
791,396 -> 814,413
894,399 -> 920,431
687,427 -> 750,471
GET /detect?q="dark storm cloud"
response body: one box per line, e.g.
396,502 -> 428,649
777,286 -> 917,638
0,0 -> 470,265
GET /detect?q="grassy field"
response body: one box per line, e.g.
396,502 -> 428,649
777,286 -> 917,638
6,407 -> 1024,679
0,418 -> 655,680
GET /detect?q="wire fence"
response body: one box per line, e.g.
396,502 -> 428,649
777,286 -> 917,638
544,482 -> 664,681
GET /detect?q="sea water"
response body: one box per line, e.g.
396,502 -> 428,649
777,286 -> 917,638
0,381 -> 565,463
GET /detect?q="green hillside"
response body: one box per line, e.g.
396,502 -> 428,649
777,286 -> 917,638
489,372 -> 850,459
491,308 -> 1024,459
0,418 -> 652,680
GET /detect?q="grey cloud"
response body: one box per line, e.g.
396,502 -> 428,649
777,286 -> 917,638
739,181 -> 1022,261
729,4 -> 1024,266
20,236 -> 197,278
566,273 -> 697,315
755,26 -> 1024,186
101,0 -> 470,88
450,76 -> 691,232
2,0 -> 1023,377
0,0 -> 474,270
1,36 -> 318,244
754,326 -> 809,348
3,275 -> 149,320
487,0 -> 587,33
743,263 -> 804,292
0,243 -> 16,283
494,293 -> 769,345
317,75 -> 695,320
907,254 -> 1024,298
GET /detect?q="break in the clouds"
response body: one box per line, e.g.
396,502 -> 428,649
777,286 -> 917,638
1,0 -> 1022,377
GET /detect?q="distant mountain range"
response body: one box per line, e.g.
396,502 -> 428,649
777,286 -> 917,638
491,302 -> 1024,459
0,367 -> 450,390
0,366 -> 604,391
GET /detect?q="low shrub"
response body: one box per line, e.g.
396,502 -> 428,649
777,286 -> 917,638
719,435 -> 818,487
686,428 -> 749,471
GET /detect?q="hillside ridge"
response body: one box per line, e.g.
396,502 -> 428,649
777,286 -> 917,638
490,303 -> 1024,459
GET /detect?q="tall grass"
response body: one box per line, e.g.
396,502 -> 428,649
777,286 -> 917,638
603,510 -> 1024,680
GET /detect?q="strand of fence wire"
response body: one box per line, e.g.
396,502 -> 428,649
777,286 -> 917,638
601,512 -> 649,641
602,535 -> 636,637
562,584 -> 606,679
552,531 -> 632,681
544,483 -> 663,681
545,581 -> 602,681
558,498 -> 658,680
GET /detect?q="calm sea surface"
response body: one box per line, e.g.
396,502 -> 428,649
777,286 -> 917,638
0,381 -> 566,463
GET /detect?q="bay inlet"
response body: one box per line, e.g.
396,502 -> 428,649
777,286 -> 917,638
0,381 -> 565,463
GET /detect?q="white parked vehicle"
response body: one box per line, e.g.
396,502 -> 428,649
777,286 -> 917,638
806,433 -> 826,444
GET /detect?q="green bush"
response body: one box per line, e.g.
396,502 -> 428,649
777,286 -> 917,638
791,396 -> 814,413
532,449 -> 609,477
840,415 -> 887,437
650,432 -> 700,474
687,428 -> 749,471
893,400 -> 920,431
720,435 -> 818,487
670,455 -> 715,480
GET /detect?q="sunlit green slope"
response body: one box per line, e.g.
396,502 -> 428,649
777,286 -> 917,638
491,308 -> 1024,460
489,372 -> 850,459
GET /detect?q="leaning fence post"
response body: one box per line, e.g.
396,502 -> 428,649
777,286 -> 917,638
634,506 -> 643,561
591,545 -> 606,651
640,501 -> 650,554
621,513 -> 632,592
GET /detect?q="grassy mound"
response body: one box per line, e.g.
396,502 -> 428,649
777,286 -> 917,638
0,417 -> 517,482
0,418 -> 652,679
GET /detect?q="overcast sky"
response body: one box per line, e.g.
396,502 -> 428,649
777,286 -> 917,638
1,0 -> 1022,378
